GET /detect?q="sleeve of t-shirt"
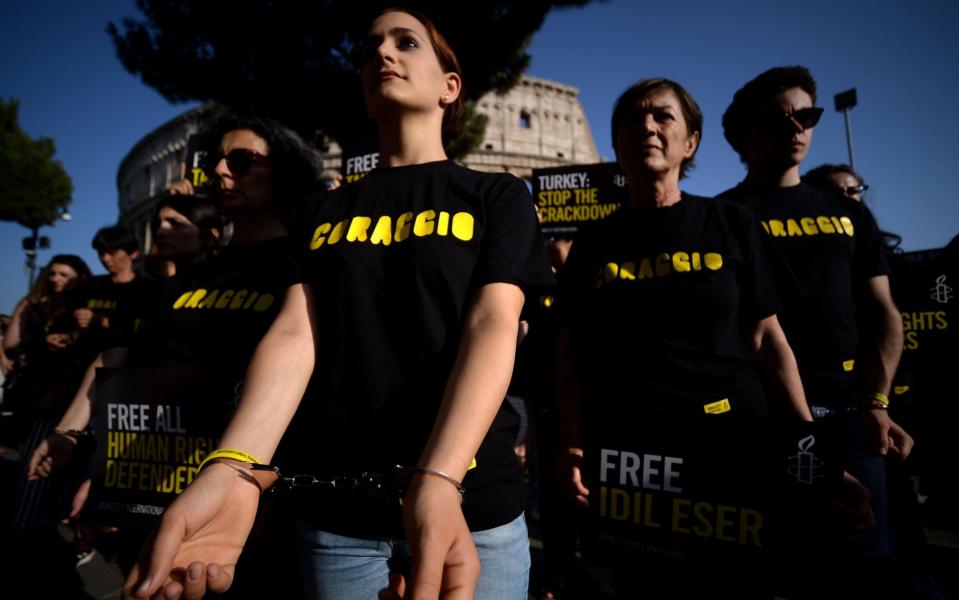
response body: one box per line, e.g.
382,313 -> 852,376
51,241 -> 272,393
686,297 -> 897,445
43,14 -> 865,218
287,188 -> 329,251
735,205 -> 781,323
852,201 -> 891,281
472,176 -> 555,292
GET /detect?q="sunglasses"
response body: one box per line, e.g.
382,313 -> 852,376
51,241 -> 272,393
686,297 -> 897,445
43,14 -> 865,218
760,106 -> 824,132
840,183 -> 869,196
202,148 -> 269,176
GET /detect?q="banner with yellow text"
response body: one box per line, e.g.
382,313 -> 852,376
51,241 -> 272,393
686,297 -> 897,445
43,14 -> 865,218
582,415 -> 843,564
532,162 -> 626,236
91,367 -> 236,525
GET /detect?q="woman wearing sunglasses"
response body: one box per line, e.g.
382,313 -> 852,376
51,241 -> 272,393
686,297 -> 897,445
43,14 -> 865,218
125,8 -> 551,600
802,163 -> 869,203
28,115 -> 316,581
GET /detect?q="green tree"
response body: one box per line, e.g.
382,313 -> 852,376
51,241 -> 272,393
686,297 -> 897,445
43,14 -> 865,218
0,98 -> 73,228
108,0 -> 598,156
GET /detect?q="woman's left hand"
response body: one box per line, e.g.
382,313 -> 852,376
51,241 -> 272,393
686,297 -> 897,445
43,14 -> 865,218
399,472 -> 480,600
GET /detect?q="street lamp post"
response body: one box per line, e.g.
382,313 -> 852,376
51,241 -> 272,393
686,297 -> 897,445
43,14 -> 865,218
22,207 -> 70,291
22,225 -> 51,290
834,88 -> 858,170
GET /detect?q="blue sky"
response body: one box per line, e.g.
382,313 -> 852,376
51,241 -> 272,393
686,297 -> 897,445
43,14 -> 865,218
2,0 -> 958,313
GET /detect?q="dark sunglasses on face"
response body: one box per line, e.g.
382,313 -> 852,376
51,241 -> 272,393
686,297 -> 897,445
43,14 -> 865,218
202,148 -> 268,176
839,183 -> 869,196
760,106 -> 824,132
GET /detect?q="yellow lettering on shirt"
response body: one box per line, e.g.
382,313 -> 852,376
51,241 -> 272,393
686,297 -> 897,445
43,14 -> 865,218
655,253 -> 671,277
370,216 -> 393,246
310,223 -> 332,250
395,212 -> 414,242
597,251 -> 724,288
328,219 -> 348,245
436,211 -> 450,236
309,210 -> 476,250
230,290 -> 249,309
760,215 -> 855,239
413,211 -> 436,237
346,217 -> 372,242
786,219 -> 804,237
638,258 -> 654,280
703,253 -> 723,271
172,289 -> 276,312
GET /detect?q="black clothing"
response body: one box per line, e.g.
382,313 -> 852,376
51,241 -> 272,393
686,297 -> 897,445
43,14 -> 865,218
288,160 -> 554,536
74,274 -> 150,351
561,193 -> 778,422
720,182 -> 889,410
131,237 -> 301,376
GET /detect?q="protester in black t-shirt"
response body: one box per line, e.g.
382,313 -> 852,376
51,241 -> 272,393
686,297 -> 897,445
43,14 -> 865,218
557,79 -> 811,597
804,163 -> 903,252
719,66 -> 912,595
30,116 -> 315,599
125,10 -> 553,600
73,225 -> 145,349
27,196 -> 224,481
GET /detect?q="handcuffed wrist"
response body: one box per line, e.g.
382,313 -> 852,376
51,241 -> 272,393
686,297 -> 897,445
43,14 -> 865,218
198,449 -> 281,493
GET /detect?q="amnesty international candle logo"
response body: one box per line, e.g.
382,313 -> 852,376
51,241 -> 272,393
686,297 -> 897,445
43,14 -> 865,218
787,435 -> 823,485
584,415 -> 842,562
92,368 -> 235,525
931,274 -> 953,304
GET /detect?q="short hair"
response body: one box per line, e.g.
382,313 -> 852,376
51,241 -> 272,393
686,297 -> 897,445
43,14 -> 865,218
803,163 -> 864,189
201,110 -> 320,221
722,66 -> 818,159
610,78 -> 703,179
152,195 -> 225,238
91,224 -> 139,254
367,8 -> 466,143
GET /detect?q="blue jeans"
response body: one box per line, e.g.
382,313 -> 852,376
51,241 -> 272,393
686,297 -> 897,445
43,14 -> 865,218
295,513 -> 530,599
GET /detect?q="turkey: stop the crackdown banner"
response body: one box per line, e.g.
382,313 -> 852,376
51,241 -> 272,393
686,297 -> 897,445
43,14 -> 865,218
533,162 -> 626,236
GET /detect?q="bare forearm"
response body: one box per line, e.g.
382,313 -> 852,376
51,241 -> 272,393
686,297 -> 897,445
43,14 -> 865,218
755,316 -> 812,421
56,354 -> 103,431
865,309 -> 903,396
862,277 -> 904,397
219,286 -> 316,463
418,287 -> 523,481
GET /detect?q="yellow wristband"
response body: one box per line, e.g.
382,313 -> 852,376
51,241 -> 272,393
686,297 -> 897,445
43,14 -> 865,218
198,448 -> 262,472
870,392 -> 890,407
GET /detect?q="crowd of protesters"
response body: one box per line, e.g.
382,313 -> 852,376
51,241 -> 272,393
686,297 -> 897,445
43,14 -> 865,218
1,8 -> 956,600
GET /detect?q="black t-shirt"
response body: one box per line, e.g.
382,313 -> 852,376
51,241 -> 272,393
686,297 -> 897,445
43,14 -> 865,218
720,182 -> 889,408
74,274 -> 151,351
560,193 -> 778,427
131,237 -> 301,378
288,159 -> 554,535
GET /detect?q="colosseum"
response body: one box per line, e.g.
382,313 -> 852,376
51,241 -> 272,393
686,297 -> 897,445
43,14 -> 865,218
117,75 -> 599,245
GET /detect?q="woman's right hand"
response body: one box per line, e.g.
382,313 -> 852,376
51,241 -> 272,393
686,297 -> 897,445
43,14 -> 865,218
558,448 -> 590,508
123,462 -> 260,599
27,432 -> 77,479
